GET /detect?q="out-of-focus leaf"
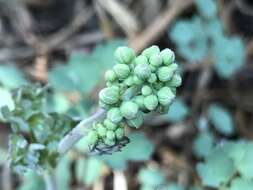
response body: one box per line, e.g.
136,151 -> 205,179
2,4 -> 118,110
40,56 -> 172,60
0,148 -> 7,165
166,98 -> 189,123
165,183 -> 185,190
229,177 -> 253,190
55,156 -> 71,190
207,104 -> 234,135
197,145 -> 236,188
0,64 -> 27,89
138,168 -> 166,187
0,88 -> 14,120
18,171 -> 44,190
49,93 -> 70,113
100,132 -> 154,170
195,0 -> 217,19
193,131 -> 214,158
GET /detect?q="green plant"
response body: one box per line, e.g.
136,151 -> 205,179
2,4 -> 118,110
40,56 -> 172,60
0,46 -> 181,185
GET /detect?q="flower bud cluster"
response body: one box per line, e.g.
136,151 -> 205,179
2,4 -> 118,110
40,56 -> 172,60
87,46 -> 181,148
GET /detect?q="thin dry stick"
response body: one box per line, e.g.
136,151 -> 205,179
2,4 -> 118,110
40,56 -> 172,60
128,0 -> 194,53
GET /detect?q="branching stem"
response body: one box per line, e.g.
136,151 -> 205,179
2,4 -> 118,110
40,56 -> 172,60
58,108 -> 106,154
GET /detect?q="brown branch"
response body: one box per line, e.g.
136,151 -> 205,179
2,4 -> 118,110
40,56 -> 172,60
128,0 -> 194,53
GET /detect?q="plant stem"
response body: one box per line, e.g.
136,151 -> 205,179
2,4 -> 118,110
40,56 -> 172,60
58,108 -> 106,154
43,172 -> 56,190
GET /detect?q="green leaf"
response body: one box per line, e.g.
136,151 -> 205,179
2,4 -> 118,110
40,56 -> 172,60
207,104 -> 234,135
100,132 -> 154,170
55,156 -> 71,190
197,145 -> 236,188
138,168 -> 166,186
18,171 -> 44,190
0,147 -> 7,165
166,98 -> 189,123
193,131 -> 214,158
0,64 -> 27,89
229,177 -> 253,190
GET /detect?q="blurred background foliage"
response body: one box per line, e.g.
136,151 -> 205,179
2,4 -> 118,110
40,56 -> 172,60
1,0 -> 253,189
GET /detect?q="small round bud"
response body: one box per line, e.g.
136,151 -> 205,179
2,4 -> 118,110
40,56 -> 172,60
133,75 -> 143,85
149,53 -> 162,67
134,95 -> 145,110
107,108 -> 123,123
115,128 -> 124,139
157,64 -> 178,82
135,55 -> 148,65
97,124 -> 107,137
157,87 -> 175,106
104,119 -> 117,130
124,76 -> 134,86
148,73 -> 157,83
99,86 -> 120,105
144,95 -> 158,111
106,130 -> 116,140
87,131 -> 98,145
134,62 -> 151,79
113,64 -> 130,79
167,74 -> 182,87
104,138 -> 115,146
114,46 -> 135,64
142,45 -> 160,59
126,111 -> 144,128
160,48 -> 175,65
120,101 -> 139,119
141,85 -> 152,96
150,65 -> 157,72
105,70 -> 116,82
99,100 -> 110,109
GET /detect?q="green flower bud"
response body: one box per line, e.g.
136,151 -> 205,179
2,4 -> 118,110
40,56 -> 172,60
144,95 -> 158,111
135,55 -> 148,65
133,75 -> 143,85
120,101 -> 139,119
105,70 -> 116,82
124,76 -> 134,86
157,64 -> 178,82
106,130 -> 116,140
157,87 -> 175,106
113,64 -> 130,79
99,100 -> 110,109
149,53 -> 162,67
148,73 -> 157,83
141,85 -> 152,96
115,128 -> 124,139
107,108 -> 123,123
104,119 -> 117,130
160,48 -> 175,65
126,111 -> 143,128
154,81 -> 163,90
157,105 -> 170,114
142,45 -> 160,59
97,124 -> 107,137
103,138 -> 115,146
114,46 -> 135,64
150,65 -> 157,72
167,74 -> 182,87
99,86 -> 120,105
134,62 -> 151,79
134,95 -> 145,110
87,131 -> 98,145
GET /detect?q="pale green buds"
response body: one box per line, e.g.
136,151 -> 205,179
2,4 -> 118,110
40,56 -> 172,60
133,75 -> 143,85
106,130 -> 116,140
157,64 -> 178,82
148,73 -> 157,83
144,95 -> 158,111
160,48 -> 175,65
134,95 -> 145,110
141,85 -> 152,96
104,119 -> 117,130
114,46 -> 135,64
107,108 -> 123,123
97,124 -> 107,137
157,87 -> 175,106
124,76 -> 134,86
142,45 -> 160,59
99,86 -> 120,105
113,64 -> 130,79
126,111 -> 143,128
120,101 -> 139,119
134,62 -> 151,79
105,70 -> 116,82
168,74 -> 182,87
87,131 -> 98,145
115,128 -> 124,139
104,138 -> 115,146
135,55 -> 148,65
149,53 -> 162,67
